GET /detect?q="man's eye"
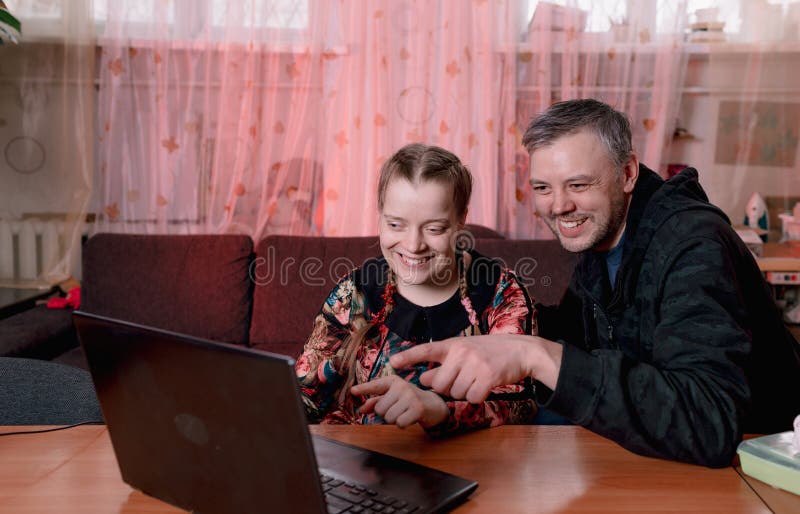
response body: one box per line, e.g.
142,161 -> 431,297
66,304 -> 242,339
532,185 -> 549,193
569,183 -> 589,191
426,227 -> 445,234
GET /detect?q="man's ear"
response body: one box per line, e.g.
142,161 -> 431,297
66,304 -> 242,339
622,154 -> 639,194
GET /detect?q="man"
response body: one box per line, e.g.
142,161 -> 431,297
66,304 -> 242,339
390,98 -> 800,467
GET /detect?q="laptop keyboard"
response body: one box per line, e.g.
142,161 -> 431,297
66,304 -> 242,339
320,473 -> 420,514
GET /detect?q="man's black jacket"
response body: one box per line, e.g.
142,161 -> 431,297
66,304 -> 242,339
537,165 -> 800,467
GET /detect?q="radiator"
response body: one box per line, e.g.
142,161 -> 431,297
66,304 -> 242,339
0,218 -> 85,283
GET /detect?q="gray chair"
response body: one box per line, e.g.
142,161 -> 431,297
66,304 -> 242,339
0,357 -> 102,425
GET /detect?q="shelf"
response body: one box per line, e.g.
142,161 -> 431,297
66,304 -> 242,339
504,39 -> 800,56
681,87 -> 800,95
516,86 -> 658,94
686,41 -> 800,55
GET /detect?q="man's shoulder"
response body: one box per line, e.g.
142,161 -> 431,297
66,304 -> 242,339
645,205 -> 733,248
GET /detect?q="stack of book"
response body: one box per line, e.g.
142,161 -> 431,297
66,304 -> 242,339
688,21 -> 725,43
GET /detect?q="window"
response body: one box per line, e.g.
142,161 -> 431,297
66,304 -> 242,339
6,0 -> 310,42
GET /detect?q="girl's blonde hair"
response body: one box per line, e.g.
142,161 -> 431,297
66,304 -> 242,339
337,143 -> 475,407
377,143 -> 472,221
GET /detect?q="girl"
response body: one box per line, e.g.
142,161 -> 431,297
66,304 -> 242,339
296,143 -> 537,434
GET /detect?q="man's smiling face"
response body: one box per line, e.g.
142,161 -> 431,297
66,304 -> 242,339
530,129 -> 637,253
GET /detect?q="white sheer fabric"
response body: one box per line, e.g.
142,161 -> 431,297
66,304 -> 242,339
92,1 -> 518,238
508,1 -> 690,237
90,1 -> 692,241
0,1 -> 94,287
2,0 -> 798,287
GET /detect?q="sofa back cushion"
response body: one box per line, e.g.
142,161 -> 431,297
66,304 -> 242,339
249,235 -> 380,356
474,238 -> 576,307
249,235 -> 575,357
463,224 -> 505,239
82,234 -> 254,345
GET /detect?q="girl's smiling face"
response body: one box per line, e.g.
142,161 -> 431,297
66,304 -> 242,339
379,177 -> 463,289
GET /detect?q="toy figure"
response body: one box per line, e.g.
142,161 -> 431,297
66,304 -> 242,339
744,192 -> 769,242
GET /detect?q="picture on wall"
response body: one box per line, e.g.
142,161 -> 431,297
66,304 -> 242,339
715,101 -> 800,167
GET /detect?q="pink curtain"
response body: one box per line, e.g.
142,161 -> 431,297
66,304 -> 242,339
92,1 -> 692,240
3,0 -> 799,288
509,1 -> 689,237
93,1 -> 517,238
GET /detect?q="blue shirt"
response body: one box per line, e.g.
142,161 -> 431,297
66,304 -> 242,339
604,232 -> 626,289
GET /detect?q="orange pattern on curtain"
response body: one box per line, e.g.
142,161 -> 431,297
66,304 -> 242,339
92,1 -> 688,240
94,0 -> 520,238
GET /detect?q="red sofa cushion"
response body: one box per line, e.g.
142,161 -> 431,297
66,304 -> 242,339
474,239 -> 575,307
82,234 -> 254,345
249,235 -> 380,356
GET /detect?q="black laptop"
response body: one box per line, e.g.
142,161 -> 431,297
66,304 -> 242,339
74,311 -> 478,514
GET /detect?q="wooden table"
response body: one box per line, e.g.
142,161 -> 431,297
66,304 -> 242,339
757,242 -> 800,272
0,425 -> 796,513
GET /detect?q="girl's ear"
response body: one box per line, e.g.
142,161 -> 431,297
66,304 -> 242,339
457,209 -> 468,230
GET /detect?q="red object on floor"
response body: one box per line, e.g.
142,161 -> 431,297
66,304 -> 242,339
47,287 -> 81,309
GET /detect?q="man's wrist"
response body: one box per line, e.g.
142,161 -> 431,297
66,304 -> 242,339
527,336 -> 562,390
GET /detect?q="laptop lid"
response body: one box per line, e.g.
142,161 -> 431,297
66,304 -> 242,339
74,311 -> 477,514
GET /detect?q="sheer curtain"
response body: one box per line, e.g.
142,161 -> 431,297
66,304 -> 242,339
507,0 -> 689,238
678,0 -> 800,242
0,1 -> 94,288
91,1 -> 690,241
7,1 -> 795,288
92,1 -> 518,238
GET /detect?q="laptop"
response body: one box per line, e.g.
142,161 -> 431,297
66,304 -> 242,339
73,311 -> 478,514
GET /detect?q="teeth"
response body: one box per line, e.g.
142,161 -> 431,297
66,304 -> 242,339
559,218 -> 586,229
401,255 -> 431,265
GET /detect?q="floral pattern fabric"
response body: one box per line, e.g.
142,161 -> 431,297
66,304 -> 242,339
296,252 -> 537,435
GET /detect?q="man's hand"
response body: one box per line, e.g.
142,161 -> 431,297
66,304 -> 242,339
351,376 -> 450,428
389,335 -> 562,403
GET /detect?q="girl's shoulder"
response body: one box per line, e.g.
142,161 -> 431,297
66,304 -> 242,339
324,255 -> 389,318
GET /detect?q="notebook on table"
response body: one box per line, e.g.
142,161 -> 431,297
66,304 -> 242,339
73,311 -> 478,514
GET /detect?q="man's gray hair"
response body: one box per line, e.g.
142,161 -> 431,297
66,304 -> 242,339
521,98 -> 633,170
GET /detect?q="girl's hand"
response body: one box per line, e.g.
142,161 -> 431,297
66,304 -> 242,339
351,376 -> 449,428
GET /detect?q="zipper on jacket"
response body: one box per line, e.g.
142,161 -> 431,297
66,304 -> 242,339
593,301 -> 619,350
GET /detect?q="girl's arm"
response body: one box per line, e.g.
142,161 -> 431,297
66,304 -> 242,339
295,277 -> 359,422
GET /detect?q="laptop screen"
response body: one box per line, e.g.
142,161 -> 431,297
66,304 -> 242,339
74,311 -> 477,514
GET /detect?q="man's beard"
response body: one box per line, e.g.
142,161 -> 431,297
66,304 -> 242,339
546,189 -> 628,253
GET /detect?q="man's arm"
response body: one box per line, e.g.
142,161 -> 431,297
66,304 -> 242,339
538,236 -> 751,467
392,238 -> 753,467
389,334 -> 563,403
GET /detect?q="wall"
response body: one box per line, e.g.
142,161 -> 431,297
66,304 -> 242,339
669,42 -> 800,228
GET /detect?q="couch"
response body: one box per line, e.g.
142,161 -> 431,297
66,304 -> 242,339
53,228 -> 576,368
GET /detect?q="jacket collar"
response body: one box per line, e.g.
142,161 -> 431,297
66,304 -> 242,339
577,164 -> 728,311
359,250 -> 497,341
